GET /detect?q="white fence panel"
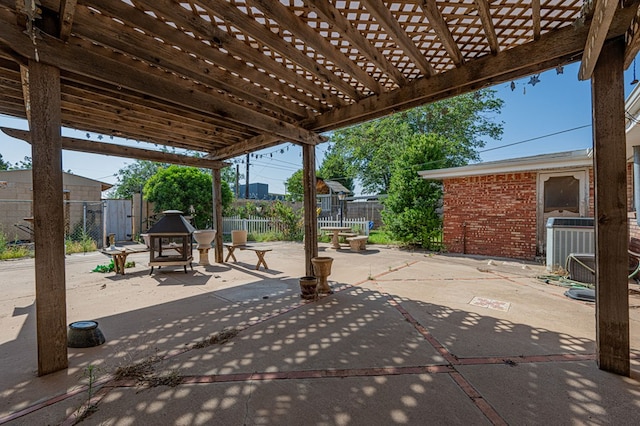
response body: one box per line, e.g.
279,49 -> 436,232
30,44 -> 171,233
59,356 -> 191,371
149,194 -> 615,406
222,215 -> 370,236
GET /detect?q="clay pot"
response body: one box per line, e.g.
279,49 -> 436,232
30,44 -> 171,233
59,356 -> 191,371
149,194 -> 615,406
67,321 -> 106,348
231,229 -> 248,245
193,229 -> 216,249
299,276 -> 318,299
311,256 -> 334,294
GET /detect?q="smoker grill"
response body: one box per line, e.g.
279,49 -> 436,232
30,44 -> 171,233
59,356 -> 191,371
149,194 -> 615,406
146,210 -> 195,274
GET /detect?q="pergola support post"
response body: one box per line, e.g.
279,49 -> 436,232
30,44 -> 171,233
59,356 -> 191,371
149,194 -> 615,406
302,143 -> 318,276
212,167 -> 224,263
591,37 -> 630,376
29,60 -> 68,375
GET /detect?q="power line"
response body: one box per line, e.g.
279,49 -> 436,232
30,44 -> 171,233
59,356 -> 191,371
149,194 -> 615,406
479,124 -> 592,154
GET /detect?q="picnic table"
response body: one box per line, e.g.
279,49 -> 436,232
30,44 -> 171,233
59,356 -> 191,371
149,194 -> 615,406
320,226 -> 352,249
224,244 -> 272,270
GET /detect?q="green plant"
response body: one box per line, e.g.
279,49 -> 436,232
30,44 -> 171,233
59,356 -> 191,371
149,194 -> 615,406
65,232 -> 98,254
74,364 -> 100,423
268,201 -> 303,241
92,260 -> 135,273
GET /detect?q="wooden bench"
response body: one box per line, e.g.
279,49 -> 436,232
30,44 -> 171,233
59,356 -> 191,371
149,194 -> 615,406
101,246 -> 149,275
224,244 -> 272,270
346,235 -> 368,251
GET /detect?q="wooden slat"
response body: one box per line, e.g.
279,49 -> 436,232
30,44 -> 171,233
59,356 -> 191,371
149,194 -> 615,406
592,37 -> 630,376
308,5 -> 639,133
361,0 -> 435,77
532,0 -> 541,40
197,0 -> 363,101
474,0 -> 500,54
84,0 -> 328,113
58,0 -> 77,41
305,0 -> 407,86
420,1 -> 464,66
0,13 -> 323,145
579,0 -> 620,80
2,127 -> 228,168
28,60 -> 68,376
72,4 -> 310,119
250,0 -> 384,95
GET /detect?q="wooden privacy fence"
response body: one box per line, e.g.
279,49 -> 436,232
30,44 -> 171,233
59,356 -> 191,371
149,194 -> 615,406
222,215 -> 370,236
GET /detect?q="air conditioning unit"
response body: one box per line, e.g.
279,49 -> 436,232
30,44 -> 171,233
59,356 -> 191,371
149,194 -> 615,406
546,217 -> 594,272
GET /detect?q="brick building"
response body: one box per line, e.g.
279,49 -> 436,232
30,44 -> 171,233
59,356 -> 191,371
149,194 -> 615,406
419,150 -> 599,260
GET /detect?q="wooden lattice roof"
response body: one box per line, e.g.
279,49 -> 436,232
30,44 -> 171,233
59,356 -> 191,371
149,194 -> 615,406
1,0 -> 640,161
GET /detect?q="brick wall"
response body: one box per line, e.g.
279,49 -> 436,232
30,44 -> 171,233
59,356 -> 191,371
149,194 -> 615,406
442,172 -> 538,260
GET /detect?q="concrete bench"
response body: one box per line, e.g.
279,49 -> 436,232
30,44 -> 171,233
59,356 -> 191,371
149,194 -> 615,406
338,232 -> 358,238
224,244 -> 272,270
346,235 -> 368,251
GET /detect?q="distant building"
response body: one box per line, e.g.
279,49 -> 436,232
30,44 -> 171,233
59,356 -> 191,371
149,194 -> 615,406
236,183 -> 284,200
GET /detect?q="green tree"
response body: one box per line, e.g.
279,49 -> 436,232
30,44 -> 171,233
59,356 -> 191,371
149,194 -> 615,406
9,156 -> 32,170
143,165 -> 232,229
112,160 -> 167,199
381,133 -> 447,247
330,89 -> 503,194
284,169 -> 305,202
0,153 -> 9,170
318,144 -> 355,192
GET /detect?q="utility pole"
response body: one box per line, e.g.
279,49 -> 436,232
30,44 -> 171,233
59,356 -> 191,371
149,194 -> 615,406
245,153 -> 250,199
235,164 -> 239,198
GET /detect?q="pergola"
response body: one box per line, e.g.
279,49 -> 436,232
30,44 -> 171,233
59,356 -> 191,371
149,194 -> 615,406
0,0 -> 637,377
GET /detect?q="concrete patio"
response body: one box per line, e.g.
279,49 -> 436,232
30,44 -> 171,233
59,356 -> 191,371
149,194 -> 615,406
1,242 -> 639,425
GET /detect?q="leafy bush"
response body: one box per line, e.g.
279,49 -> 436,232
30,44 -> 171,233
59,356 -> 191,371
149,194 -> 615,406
267,201 -> 303,241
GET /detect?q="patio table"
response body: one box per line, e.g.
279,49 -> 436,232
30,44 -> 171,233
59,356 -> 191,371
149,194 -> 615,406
320,226 -> 352,249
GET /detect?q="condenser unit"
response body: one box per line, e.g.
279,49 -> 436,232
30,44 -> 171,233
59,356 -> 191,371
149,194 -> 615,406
546,217 -> 594,272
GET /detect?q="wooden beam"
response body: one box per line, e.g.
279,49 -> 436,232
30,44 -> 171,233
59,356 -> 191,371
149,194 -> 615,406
19,65 -> 30,121
302,143 -> 318,276
305,0 -> 407,86
1,128 -> 228,168
474,0 -> 500,54
28,60 -> 68,376
308,3 -> 639,133
212,168 -> 224,264
592,37 -> 630,376
420,1 -> 464,66
579,0 -> 620,80
361,0 -> 435,77
58,0 -> 77,41
0,14 -> 323,145
624,4 -> 640,68
249,0 -> 384,95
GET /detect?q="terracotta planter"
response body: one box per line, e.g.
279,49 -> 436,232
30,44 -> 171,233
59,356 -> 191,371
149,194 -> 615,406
231,229 -> 248,245
299,276 -> 318,299
311,256 -> 334,294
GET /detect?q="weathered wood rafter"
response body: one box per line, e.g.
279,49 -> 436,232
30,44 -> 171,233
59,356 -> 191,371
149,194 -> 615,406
419,1 -> 464,66
579,0 -> 621,80
1,127 -> 228,169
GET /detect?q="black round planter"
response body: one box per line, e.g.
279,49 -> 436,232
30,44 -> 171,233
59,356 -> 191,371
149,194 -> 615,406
67,321 -> 106,348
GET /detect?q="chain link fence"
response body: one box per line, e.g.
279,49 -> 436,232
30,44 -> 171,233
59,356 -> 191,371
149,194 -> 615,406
0,200 -> 105,249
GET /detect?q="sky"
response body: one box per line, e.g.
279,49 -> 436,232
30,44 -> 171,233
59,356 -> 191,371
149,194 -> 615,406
0,61 -> 638,196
